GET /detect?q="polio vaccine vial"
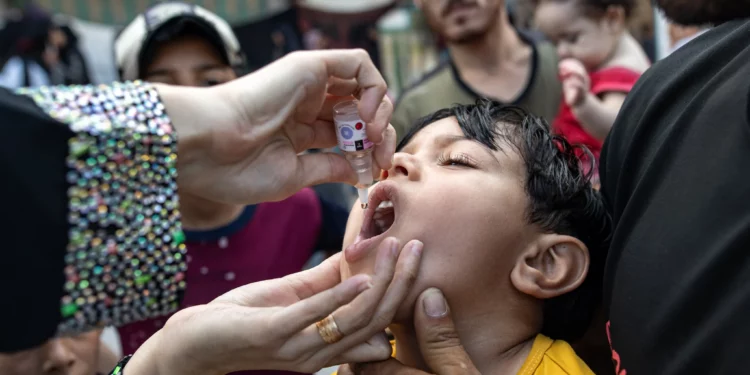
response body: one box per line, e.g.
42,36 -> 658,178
333,99 -> 374,208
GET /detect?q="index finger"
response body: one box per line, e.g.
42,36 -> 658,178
285,252 -> 345,300
318,49 -> 388,126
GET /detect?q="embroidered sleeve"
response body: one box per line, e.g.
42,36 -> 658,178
18,81 -> 187,335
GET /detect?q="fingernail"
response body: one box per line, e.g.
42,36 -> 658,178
408,240 -> 423,257
358,276 -> 374,292
423,288 -> 448,318
388,238 -> 399,258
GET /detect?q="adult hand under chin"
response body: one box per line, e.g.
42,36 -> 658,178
338,288 -> 480,375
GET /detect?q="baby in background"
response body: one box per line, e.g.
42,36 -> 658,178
338,100 -> 611,374
533,0 -> 650,188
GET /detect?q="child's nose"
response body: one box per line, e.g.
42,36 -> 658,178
390,152 -> 421,181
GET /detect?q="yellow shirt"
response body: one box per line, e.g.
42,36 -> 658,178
517,334 -> 594,375
334,334 -> 594,375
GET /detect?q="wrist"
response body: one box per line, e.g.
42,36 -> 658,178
154,84 -> 213,168
154,83 -> 218,200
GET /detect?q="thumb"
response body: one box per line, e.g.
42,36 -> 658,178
414,289 -> 480,375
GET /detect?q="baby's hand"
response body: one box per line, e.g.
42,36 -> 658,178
559,58 -> 590,108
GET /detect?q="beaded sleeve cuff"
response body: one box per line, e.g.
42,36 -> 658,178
18,81 -> 187,335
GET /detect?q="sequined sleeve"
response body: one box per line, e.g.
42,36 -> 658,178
4,82 -> 187,350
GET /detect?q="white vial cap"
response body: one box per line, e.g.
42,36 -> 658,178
358,188 -> 369,208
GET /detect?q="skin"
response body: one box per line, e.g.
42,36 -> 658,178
108,46 -> 403,375
415,0 -> 533,103
143,35 -> 243,230
339,117 -> 590,374
418,0 -> 506,44
668,23 -> 704,47
534,1 -> 649,140
0,331 -> 101,375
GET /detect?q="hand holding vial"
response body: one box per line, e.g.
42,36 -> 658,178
168,49 -> 397,205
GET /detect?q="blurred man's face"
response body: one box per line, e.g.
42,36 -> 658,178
143,35 -> 236,87
416,0 -> 504,44
0,331 -> 100,375
656,0 -> 750,25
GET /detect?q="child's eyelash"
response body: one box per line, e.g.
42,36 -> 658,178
437,153 -> 476,168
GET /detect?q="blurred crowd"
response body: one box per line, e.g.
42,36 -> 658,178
0,2 -> 91,87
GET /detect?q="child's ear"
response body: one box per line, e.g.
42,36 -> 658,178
602,5 -> 627,34
510,234 -> 589,299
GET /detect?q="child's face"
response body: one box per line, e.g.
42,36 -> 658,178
340,117 -> 541,321
0,331 -> 101,375
143,35 -> 237,87
534,1 -> 621,70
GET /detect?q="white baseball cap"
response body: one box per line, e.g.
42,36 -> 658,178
114,1 -> 245,81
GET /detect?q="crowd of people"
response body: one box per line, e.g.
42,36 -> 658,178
0,2 -> 91,88
3,0 -> 748,374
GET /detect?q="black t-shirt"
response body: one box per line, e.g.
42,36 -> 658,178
601,19 -> 750,374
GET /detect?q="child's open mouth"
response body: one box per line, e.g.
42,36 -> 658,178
347,181 -> 399,261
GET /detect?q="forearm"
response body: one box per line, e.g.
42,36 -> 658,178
571,93 -> 620,141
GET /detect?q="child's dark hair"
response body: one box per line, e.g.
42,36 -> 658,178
398,100 -> 611,342
535,0 -> 635,18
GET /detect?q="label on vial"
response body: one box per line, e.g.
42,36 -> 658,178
334,119 -> 374,152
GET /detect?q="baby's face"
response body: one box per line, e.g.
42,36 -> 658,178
340,117 -> 537,321
534,1 -> 620,70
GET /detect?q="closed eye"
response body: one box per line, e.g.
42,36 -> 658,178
438,153 -> 476,168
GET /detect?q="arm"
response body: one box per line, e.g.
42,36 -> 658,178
0,82 -> 188,352
571,91 -> 627,141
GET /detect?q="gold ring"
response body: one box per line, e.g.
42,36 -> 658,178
316,315 -> 344,344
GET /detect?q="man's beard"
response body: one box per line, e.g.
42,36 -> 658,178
427,2 -> 501,45
656,0 -> 750,25
446,28 -> 490,44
